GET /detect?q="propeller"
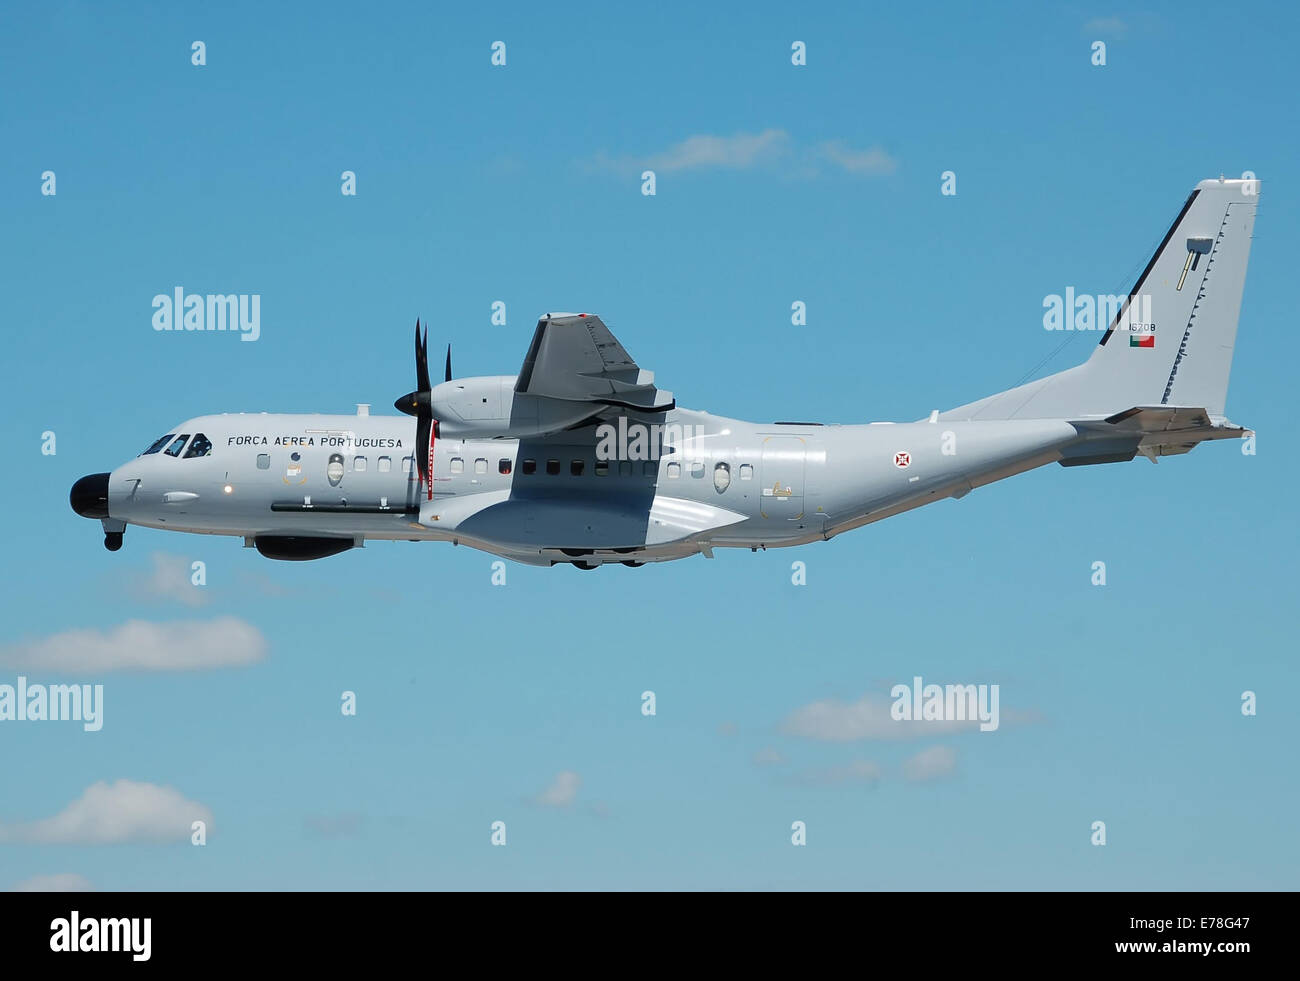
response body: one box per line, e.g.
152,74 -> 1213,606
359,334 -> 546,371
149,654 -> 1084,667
394,320 -> 435,493
445,344 -> 452,383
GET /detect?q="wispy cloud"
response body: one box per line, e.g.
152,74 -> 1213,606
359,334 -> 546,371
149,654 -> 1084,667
587,130 -> 897,179
817,139 -> 898,175
902,745 -> 958,783
127,553 -> 208,607
780,693 -> 979,742
303,813 -> 365,838
1084,16 -> 1129,39
0,779 -> 211,845
10,873 -> 93,892
0,617 -> 267,673
533,770 -> 581,809
752,746 -> 787,766
647,128 -> 790,172
789,759 -> 883,787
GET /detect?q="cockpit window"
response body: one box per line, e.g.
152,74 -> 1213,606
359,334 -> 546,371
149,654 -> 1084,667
183,433 -> 213,459
163,434 -> 191,457
141,434 -> 176,456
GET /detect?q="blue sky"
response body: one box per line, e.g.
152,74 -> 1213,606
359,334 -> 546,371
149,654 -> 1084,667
1,0 -> 1297,890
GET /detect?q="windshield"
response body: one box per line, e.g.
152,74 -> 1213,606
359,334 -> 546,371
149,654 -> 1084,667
140,434 -> 176,456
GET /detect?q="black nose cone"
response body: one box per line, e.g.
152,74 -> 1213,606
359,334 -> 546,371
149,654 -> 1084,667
70,473 -> 111,519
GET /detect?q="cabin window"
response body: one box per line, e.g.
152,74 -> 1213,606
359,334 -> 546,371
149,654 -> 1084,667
256,453 -> 270,470
595,461 -> 609,476
183,433 -> 212,458
522,459 -> 536,475
739,463 -> 753,480
546,459 -> 560,476
643,461 -> 658,477
474,458 -> 487,475
690,461 -> 705,478
570,460 -> 584,476
402,456 -> 415,476
140,434 -> 175,456
353,456 -> 367,472
714,462 -> 731,493
450,457 -> 464,475
666,462 -> 680,479
378,456 -> 392,473
499,459 -> 512,475
618,461 -> 632,476
163,434 -> 191,457
327,453 -> 345,485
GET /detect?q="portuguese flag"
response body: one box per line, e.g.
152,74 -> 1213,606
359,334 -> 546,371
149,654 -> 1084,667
1130,332 -> 1155,348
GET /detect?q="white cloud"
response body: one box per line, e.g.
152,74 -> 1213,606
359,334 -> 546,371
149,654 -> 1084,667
752,746 -> 787,766
817,140 -> 898,175
589,130 -> 897,179
902,745 -> 958,783
128,553 -> 208,607
780,693 -> 979,742
0,617 -> 267,673
533,770 -> 581,808
10,873 -> 93,892
0,779 -> 212,844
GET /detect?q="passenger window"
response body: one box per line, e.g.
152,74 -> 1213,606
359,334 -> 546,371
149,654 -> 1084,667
183,433 -> 213,459
643,461 -> 658,476
163,434 -> 191,457
522,459 -> 536,475
739,464 -> 753,480
327,453 -> 345,485
140,434 -> 175,456
256,453 -> 270,470
570,460 -> 584,476
546,459 -> 560,475
618,461 -> 632,477
450,457 -> 464,474
690,461 -> 705,478
499,459 -> 512,475
402,456 -> 415,476
353,456 -> 367,472
667,462 -> 680,478
595,461 -> 609,476
378,456 -> 392,473
714,462 -> 731,493
474,458 -> 487,475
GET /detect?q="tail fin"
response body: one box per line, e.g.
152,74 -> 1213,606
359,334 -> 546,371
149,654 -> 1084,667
944,178 -> 1259,422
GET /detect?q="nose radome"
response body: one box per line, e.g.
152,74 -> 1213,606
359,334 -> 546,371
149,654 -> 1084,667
70,472 -> 111,519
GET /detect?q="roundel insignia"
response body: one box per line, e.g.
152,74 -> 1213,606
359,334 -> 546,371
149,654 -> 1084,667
893,451 -> 911,469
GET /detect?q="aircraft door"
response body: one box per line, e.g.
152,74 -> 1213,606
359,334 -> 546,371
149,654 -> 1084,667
759,436 -> 806,520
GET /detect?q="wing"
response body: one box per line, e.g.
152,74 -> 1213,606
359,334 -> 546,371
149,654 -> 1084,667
514,313 -> 674,413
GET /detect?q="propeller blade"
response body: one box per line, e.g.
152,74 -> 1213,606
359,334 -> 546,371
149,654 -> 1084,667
415,415 -> 431,487
415,320 -> 431,394
444,344 -> 452,383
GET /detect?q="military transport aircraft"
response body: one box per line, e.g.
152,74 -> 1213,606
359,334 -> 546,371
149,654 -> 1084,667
71,178 -> 1257,569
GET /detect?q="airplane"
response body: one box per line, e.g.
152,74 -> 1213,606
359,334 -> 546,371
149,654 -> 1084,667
70,178 -> 1258,569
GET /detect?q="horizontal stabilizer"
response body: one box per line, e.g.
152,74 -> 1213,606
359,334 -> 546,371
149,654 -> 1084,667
1063,404 -> 1251,465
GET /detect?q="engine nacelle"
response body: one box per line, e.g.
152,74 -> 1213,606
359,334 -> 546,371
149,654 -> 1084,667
430,376 -> 599,438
